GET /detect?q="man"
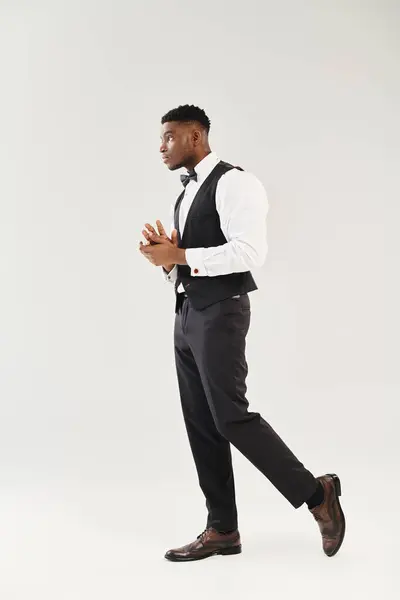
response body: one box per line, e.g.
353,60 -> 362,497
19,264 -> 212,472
139,104 -> 345,562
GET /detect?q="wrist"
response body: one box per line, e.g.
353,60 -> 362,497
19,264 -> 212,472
172,247 -> 187,265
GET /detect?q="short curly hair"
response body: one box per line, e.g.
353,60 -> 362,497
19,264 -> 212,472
161,104 -> 211,133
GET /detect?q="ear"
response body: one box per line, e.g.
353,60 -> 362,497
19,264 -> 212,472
192,128 -> 202,146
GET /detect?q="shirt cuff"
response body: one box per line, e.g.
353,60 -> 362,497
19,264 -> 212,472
185,248 -> 206,277
162,264 -> 178,283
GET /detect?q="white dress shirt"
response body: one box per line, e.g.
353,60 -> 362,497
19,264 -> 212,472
163,151 -> 269,293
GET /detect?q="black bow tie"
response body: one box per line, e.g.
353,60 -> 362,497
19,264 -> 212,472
180,170 -> 197,188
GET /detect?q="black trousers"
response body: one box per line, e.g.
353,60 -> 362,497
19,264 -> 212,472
174,292 -> 318,532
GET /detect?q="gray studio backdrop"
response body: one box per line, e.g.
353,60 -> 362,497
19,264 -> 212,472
0,1 -> 399,599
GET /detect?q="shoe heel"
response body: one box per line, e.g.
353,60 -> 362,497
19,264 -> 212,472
219,544 -> 242,556
328,473 -> 341,496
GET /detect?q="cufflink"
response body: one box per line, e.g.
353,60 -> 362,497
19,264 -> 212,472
194,268 -> 199,274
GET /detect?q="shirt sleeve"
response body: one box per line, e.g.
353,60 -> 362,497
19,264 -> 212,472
161,201 -> 178,283
184,169 -> 269,277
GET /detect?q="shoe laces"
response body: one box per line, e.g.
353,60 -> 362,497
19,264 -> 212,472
196,528 -> 209,542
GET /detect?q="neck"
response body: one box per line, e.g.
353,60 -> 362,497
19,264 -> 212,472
186,148 -> 212,171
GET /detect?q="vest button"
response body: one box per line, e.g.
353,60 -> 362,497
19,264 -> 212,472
194,268 -> 199,274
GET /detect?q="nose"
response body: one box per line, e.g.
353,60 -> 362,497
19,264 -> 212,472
160,141 -> 167,154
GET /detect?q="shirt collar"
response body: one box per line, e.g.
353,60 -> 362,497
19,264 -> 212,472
192,151 -> 219,184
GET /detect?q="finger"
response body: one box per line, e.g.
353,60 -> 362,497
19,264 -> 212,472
142,229 -> 152,242
145,222 -> 157,235
156,220 -> 167,236
148,232 -> 167,244
143,230 -> 158,246
171,229 -> 178,246
143,243 -> 157,255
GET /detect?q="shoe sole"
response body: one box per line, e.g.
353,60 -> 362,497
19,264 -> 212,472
325,473 -> 346,557
165,544 -> 242,562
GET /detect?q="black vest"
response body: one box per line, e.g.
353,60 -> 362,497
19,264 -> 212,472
174,160 -> 258,310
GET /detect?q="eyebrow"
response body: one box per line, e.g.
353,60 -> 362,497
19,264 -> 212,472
161,130 -> 174,138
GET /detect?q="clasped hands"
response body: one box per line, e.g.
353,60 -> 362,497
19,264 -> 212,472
139,219 -> 186,269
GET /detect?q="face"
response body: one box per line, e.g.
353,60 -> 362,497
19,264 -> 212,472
159,122 -> 198,171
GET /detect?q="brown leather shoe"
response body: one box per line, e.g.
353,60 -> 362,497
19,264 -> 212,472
165,527 -> 242,562
310,473 -> 346,557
